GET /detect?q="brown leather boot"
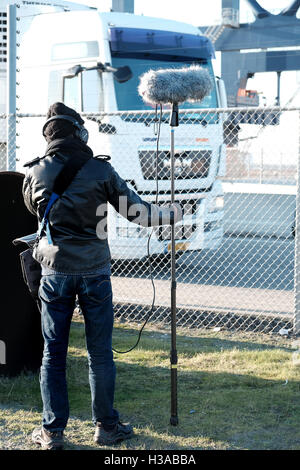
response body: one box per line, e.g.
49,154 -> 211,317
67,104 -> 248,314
32,427 -> 64,450
94,421 -> 134,445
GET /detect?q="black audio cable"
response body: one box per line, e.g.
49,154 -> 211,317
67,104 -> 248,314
112,104 -> 163,354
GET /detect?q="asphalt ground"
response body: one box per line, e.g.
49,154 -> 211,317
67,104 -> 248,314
111,236 -> 294,317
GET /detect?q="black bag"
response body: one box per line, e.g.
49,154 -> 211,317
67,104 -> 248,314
14,151 -> 92,301
19,247 -> 41,300
13,233 -> 40,300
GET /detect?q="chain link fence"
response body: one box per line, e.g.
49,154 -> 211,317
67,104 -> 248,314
1,106 -> 299,334
0,115 -> 5,170
105,106 -> 298,334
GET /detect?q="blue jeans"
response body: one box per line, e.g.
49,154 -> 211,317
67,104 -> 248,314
38,267 -> 119,432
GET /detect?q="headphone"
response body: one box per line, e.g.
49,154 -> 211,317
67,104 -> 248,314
42,114 -> 89,144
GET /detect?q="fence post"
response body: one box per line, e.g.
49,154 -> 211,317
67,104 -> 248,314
294,110 -> 300,335
6,3 -> 17,172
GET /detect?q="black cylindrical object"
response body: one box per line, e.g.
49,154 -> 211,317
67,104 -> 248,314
169,104 -> 179,426
0,171 -> 43,377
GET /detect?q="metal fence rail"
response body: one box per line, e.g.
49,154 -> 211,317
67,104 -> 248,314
1,106 -> 299,334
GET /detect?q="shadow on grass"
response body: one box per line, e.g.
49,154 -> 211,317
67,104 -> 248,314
109,325 -> 293,354
1,370 -> 300,449
57,353 -> 300,450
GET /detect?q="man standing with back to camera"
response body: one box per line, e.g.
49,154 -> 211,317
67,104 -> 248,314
22,102 -> 181,450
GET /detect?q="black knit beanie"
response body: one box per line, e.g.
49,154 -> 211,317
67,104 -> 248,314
43,102 -> 85,143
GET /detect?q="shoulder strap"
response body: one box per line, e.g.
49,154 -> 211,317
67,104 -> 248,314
37,151 -> 92,244
52,151 -> 91,196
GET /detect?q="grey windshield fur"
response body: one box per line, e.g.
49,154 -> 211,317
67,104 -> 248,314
138,65 -> 213,105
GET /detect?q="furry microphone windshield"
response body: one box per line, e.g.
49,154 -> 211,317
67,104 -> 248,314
138,65 -> 213,105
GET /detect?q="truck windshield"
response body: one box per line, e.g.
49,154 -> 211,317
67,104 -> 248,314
111,56 -> 218,112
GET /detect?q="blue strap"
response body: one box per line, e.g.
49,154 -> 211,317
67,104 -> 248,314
37,192 -> 60,244
44,192 -> 59,218
45,221 -> 53,244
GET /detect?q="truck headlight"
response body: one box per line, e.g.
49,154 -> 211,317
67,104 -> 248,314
215,196 -> 224,209
208,196 -> 224,212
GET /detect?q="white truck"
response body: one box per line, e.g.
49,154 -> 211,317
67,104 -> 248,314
16,8 -> 227,260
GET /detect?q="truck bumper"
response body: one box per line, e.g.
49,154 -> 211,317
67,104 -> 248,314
109,217 -> 224,260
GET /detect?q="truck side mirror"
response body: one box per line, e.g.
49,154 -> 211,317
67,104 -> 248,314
217,78 -> 228,121
64,64 -> 83,78
64,63 -> 132,83
113,66 -> 132,83
86,117 -> 117,135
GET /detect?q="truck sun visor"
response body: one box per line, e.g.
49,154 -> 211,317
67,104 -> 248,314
109,27 -> 215,60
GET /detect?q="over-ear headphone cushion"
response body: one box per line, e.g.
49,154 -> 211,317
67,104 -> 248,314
78,127 -> 89,143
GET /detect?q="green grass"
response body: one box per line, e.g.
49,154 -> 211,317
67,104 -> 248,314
1,316 -> 300,450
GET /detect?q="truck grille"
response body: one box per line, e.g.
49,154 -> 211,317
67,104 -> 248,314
157,198 -> 199,216
156,224 -> 197,241
138,150 -> 211,180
